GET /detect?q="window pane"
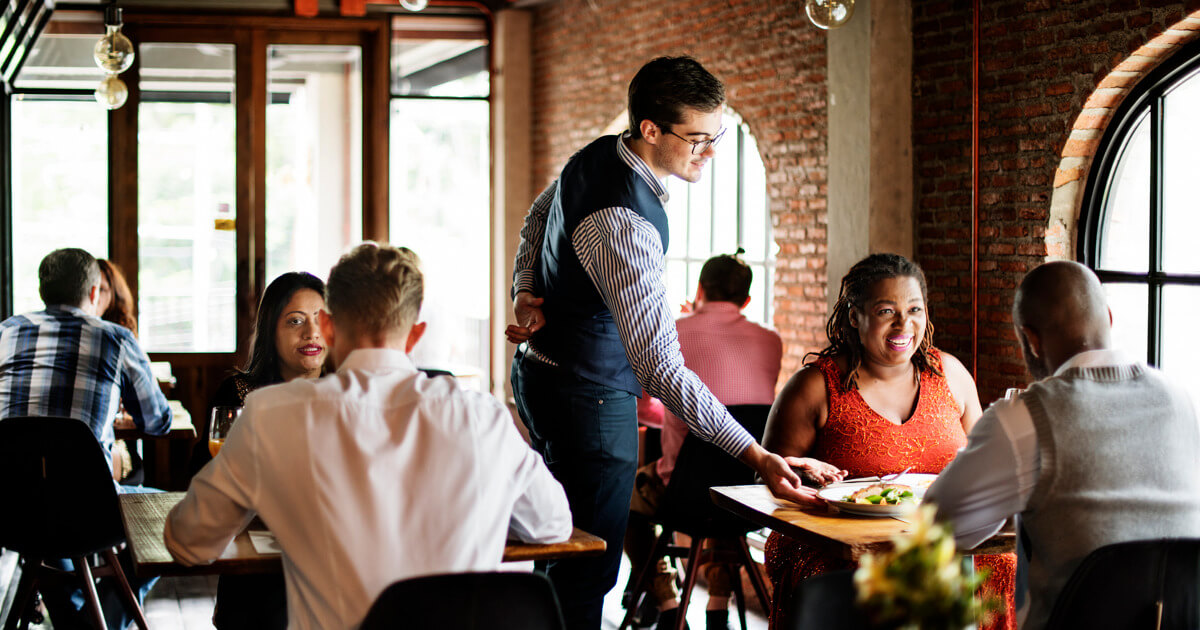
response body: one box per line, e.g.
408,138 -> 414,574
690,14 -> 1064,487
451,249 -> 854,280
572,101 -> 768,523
1098,112 -> 1150,272
10,99 -> 108,314
666,259 -> 687,312
663,112 -> 772,326
1104,283 -> 1149,363
741,128 -> 769,264
1161,285 -> 1200,403
687,171 -> 713,256
711,129 -> 739,255
137,43 -> 236,352
390,17 -> 488,98
390,98 -> 488,384
1162,68 -> 1200,274
266,45 -> 363,282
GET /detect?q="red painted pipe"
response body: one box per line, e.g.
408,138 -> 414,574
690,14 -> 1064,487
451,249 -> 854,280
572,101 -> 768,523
971,0 -> 980,379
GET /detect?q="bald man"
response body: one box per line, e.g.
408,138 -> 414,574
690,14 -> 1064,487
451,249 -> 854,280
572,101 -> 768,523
925,261 -> 1200,630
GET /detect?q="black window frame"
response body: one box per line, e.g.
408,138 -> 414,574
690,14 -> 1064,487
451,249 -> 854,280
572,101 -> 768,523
1079,37 -> 1200,368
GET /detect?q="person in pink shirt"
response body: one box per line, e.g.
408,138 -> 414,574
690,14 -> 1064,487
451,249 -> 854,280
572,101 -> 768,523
624,250 -> 783,630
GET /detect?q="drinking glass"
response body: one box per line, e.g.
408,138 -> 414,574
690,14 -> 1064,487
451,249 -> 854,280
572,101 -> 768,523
209,406 -> 241,457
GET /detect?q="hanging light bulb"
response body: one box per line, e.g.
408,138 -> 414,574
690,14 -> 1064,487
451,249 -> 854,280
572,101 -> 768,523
805,0 -> 855,30
93,6 -> 134,74
399,0 -> 429,11
95,73 -> 128,110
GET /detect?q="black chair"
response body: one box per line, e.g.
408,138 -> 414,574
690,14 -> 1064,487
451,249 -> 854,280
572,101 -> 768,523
1045,538 -> 1200,629
620,404 -> 774,630
358,571 -> 565,630
782,569 -> 872,630
0,416 -> 149,630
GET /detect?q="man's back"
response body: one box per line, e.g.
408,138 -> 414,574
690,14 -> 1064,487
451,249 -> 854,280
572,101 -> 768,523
0,306 -> 171,464
1021,362 -> 1200,629
166,349 -> 571,630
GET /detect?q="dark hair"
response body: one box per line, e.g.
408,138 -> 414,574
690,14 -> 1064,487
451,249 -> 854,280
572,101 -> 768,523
241,272 -> 326,386
699,248 -> 752,304
39,248 -> 100,308
97,259 -> 137,336
627,56 -> 725,140
809,253 -> 940,390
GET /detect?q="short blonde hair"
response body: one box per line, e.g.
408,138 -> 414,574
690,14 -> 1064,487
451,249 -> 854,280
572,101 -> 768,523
326,242 -> 423,337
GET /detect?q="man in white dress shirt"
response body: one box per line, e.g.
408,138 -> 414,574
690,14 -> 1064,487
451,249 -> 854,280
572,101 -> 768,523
165,243 -> 573,630
925,261 -> 1200,630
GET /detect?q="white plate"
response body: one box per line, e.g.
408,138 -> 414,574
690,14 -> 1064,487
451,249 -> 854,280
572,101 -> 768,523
816,473 -> 938,517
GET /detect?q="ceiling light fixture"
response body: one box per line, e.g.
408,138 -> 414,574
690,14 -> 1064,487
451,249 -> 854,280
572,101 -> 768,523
93,4 -> 133,109
804,0 -> 855,30
399,0 -> 429,11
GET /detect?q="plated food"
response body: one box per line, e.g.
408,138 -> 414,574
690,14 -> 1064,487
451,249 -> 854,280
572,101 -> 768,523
815,473 -> 938,516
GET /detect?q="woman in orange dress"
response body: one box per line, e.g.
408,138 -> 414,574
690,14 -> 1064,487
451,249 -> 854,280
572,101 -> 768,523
762,253 -> 1015,629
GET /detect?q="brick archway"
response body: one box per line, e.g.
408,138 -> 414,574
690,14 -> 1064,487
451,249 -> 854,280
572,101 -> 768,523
1048,11 -> 1200,261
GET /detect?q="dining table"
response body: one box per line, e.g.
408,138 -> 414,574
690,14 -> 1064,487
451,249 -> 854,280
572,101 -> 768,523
709,484 -> 1016,560
118,492 -> 607,578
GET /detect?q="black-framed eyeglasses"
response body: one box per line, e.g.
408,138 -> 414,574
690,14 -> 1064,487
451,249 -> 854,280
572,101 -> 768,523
660,125 -> 726,155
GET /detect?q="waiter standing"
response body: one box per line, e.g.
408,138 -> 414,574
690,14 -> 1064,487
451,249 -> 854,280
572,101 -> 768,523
508,56 -> 820,630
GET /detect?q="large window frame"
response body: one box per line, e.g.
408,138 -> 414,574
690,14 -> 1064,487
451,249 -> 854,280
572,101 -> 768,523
1079,38 -> 1200,368
111,15 -> 390,370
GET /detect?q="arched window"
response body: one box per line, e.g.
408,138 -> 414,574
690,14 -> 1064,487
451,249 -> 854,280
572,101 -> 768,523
662,110 -> 774,325
1079,39 -> 1200,397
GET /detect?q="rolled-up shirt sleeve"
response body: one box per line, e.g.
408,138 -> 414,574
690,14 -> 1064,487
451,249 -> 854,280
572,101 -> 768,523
119,332 -> 172,436
926,397 -> 1039,549
572,207 -> 756,458
164,401 -> 259,565
512,180 -> 557,299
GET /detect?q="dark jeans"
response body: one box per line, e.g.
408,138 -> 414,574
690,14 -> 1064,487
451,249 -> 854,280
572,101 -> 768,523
511,349 -> 638,630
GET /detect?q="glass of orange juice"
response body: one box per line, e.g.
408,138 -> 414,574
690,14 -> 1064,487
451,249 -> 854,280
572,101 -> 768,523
209,406 -> 241,457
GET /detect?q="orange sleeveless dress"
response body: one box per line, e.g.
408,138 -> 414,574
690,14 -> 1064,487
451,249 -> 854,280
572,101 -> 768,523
763,351 -> 1015,629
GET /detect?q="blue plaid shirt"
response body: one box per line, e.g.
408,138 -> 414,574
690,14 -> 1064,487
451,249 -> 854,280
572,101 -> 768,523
0,305 -> 172,469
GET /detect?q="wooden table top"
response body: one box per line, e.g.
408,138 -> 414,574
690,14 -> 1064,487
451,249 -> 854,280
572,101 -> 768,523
119,492 -> 605,577
710,485 -> 1015,559
114,401 -> 196,440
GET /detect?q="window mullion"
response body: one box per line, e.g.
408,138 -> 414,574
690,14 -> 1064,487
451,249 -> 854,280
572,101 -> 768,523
1148,96 -> 1164,367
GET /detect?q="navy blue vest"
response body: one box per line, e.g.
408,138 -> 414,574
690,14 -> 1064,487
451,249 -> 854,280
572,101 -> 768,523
533,135 -> 669,395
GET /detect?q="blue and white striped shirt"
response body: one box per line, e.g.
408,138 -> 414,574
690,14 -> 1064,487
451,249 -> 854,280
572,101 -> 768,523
0,306 -> 172,469
513,133 -> 756,458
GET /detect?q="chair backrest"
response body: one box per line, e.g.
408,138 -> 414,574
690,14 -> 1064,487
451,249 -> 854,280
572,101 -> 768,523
658,404 -> 771,537
0,416 -> 126,557
358,571 -> 565,630
1045,538 -> 1200,629
783,569 -> 871,630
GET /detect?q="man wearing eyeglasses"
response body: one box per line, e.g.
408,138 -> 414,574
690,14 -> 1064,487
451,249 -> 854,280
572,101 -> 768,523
507,56 -> 819,630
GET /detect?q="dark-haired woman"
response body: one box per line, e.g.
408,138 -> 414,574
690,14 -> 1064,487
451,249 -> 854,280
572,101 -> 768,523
205,271 -> 327,630
761,253 -> 1014,629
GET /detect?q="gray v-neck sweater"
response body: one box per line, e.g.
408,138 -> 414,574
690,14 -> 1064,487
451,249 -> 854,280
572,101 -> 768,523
1020,363 -> 1200,630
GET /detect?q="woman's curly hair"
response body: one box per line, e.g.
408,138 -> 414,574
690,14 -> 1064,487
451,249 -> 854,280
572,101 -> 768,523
807,253 -> 940,390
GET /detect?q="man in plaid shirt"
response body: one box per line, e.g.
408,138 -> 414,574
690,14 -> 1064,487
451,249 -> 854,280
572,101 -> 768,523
0,247 -> 171,629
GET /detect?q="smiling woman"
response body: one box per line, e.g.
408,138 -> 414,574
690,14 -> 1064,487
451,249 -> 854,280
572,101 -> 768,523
760,253 -> 1015,628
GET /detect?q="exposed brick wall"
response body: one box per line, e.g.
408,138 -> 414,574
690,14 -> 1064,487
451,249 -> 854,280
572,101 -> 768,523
528,0 -> 829,376
913,0 -> 1200,403
526,0 -> 1200,405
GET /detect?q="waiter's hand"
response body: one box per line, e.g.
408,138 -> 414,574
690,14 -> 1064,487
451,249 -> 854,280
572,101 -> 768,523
740,443 -> 825,507
506,292 -> 547,344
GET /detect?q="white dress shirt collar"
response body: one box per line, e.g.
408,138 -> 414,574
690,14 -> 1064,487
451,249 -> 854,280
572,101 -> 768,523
336,347 -> 417,374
